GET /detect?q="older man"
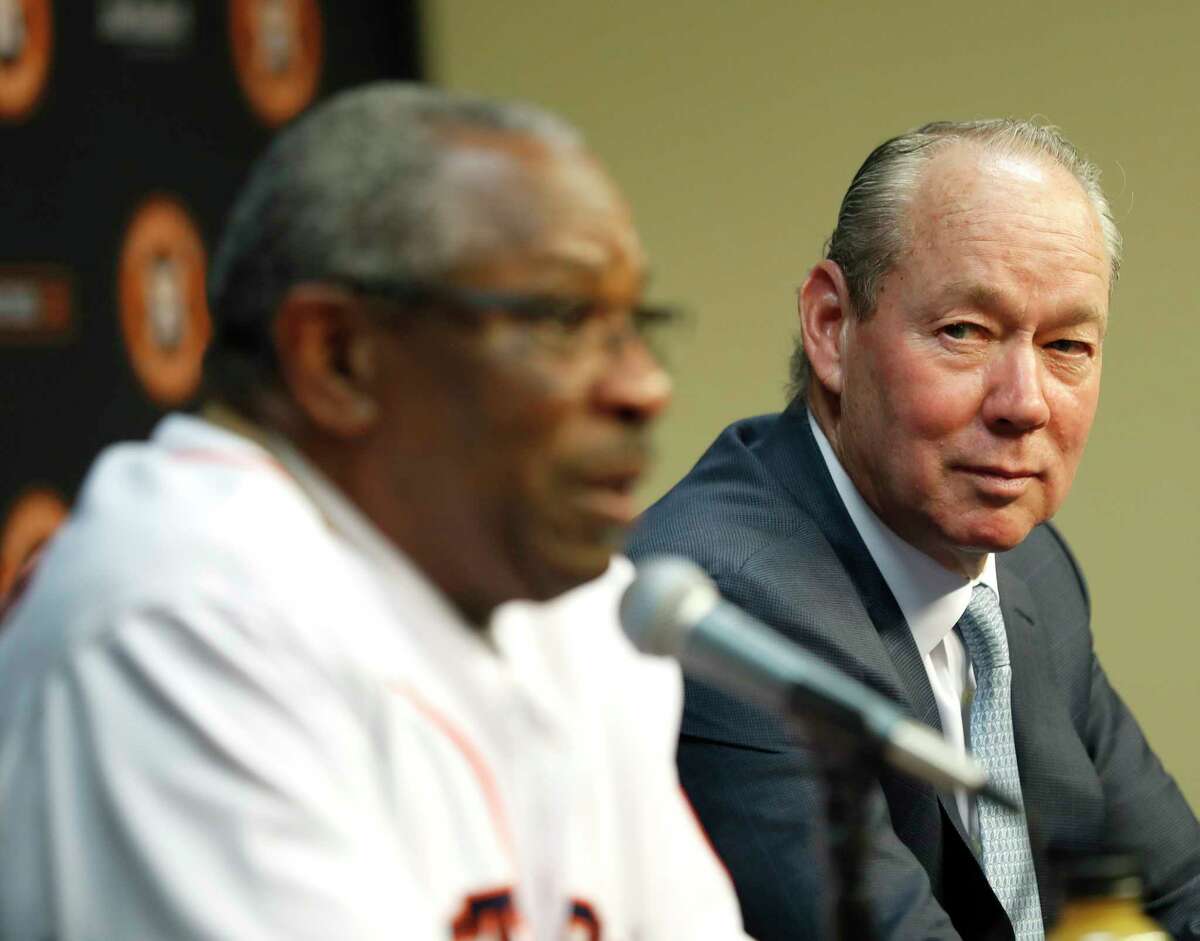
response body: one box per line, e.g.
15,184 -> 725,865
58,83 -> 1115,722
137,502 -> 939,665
630,120 -> 1200,940
0,84 -> 746,940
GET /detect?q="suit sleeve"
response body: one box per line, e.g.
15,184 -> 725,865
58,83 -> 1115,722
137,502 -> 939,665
1083,654 -> 1200,938
29,601 -> 431,941
1044,525 -> 1200,939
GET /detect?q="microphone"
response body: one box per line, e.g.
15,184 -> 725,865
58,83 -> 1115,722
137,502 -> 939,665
620,556 -> 1015,807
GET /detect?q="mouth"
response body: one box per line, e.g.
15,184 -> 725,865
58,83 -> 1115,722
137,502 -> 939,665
571,466 -> 645,527
956,465 -> 1041,498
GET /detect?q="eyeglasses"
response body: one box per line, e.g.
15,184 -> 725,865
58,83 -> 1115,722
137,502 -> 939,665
336,276 -> 686,362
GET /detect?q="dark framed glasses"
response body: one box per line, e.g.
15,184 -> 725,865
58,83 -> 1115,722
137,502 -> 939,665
336,276 -> 687,360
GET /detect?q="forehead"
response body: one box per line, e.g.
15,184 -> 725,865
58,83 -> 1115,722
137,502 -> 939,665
905,143 -> 1111,296
438,129 -> 645,291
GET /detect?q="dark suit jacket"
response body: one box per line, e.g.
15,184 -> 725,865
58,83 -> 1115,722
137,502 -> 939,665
628,403 -> 1200,940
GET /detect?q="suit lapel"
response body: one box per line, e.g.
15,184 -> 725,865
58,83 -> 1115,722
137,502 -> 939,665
995,562 -> 1040,763
758,404 -> 941,726
756,404 -> 974,846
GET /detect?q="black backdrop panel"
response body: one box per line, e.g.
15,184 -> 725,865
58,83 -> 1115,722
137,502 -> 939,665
0,0 -> 422,589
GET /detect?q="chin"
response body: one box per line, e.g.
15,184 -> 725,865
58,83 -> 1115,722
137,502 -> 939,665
953,514 -> 1040,555
527,544 -> 614,601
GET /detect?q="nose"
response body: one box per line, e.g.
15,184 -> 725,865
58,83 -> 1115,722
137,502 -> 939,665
593,338 -> 673,425
982,341 -> 1050,433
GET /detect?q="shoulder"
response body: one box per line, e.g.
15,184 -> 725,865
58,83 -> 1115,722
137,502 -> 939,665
523,557 -> 686,752
1000,521 -> 1094,689
525,556 -> 668,686
629,412 -> 827,579
0,417 -> 370,696
58,421 -> 332,604
1001,520 -> 1090,617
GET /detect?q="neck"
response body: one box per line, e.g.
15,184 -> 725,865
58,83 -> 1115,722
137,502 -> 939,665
935,548 -> 988,580
201,400 -> 272,444
203,402 -> 506,629
304,434 -> 509,631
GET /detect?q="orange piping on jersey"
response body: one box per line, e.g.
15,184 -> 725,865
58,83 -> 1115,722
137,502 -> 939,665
390,683 -> 520,866
168,448 -> 288,476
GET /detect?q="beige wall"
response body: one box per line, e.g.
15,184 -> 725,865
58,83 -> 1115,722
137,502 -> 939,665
426,0 -> 1200,805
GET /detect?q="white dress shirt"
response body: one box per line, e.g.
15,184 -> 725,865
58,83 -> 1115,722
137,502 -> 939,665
809,413 -> 998,832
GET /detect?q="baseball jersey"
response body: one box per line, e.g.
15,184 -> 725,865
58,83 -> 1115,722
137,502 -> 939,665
0,414 -> 747,941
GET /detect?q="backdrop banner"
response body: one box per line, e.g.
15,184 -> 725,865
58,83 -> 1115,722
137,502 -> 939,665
0,0 -> 423,593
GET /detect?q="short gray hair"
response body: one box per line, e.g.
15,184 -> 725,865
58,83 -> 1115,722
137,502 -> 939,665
788,118 -> 1123,400
204,81 -> 584,409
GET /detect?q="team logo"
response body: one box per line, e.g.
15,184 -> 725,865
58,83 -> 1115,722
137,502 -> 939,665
452,890 -> 520,940
118,195 -> 212,405
0,265 -> 73,341
229,0 -> 323,127
0,0 -> 52,122
451,890 -> 601,940
0,486 -> 66,603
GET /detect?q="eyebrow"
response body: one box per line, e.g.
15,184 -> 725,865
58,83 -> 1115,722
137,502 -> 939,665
940,280 -> 1107,327
528,248 -> 653,292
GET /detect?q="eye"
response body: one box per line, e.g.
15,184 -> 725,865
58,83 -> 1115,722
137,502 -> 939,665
522,300 -> 600,355
939,322 -> 986,341
542,300 -> 595,333
1045,338 -> 1092,355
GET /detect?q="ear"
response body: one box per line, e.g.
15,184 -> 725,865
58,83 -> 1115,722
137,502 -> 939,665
272,285 -> 380,438
799,259 -> 853,397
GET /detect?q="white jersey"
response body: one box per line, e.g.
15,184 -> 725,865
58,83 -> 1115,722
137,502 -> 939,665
0,415 -> 746,941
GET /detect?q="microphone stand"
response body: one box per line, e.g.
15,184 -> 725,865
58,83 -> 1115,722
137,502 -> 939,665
813,724 -> 1033,940
803,720 -> 883,941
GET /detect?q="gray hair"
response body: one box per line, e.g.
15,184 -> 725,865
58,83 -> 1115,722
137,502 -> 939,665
204,81 -> 584,409
788,118 -> 1123,400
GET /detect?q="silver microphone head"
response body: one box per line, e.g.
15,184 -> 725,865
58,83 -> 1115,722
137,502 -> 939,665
624,557 -> 1000,801
619,556 -> 721,657
886,718 -> 995,798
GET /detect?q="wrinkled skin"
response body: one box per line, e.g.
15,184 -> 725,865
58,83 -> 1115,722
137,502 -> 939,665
362,136 -> 672,622
806,144 -> 1110,577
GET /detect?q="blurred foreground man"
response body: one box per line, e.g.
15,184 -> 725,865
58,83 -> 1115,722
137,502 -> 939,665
0,84 -> 746,940
630,120 -> 1200,939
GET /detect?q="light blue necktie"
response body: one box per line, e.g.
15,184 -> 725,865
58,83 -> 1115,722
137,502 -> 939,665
958,583 -> 1044,941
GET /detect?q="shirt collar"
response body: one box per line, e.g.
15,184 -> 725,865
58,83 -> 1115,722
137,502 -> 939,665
807,411 -> 998,657
182,408 -> 478,639
193,410 -> 598,663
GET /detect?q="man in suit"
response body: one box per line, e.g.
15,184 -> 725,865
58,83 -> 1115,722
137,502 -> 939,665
629,119 -> 1200,939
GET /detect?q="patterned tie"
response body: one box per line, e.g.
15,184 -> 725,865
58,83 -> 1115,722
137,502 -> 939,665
958,583 -> 1044,940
